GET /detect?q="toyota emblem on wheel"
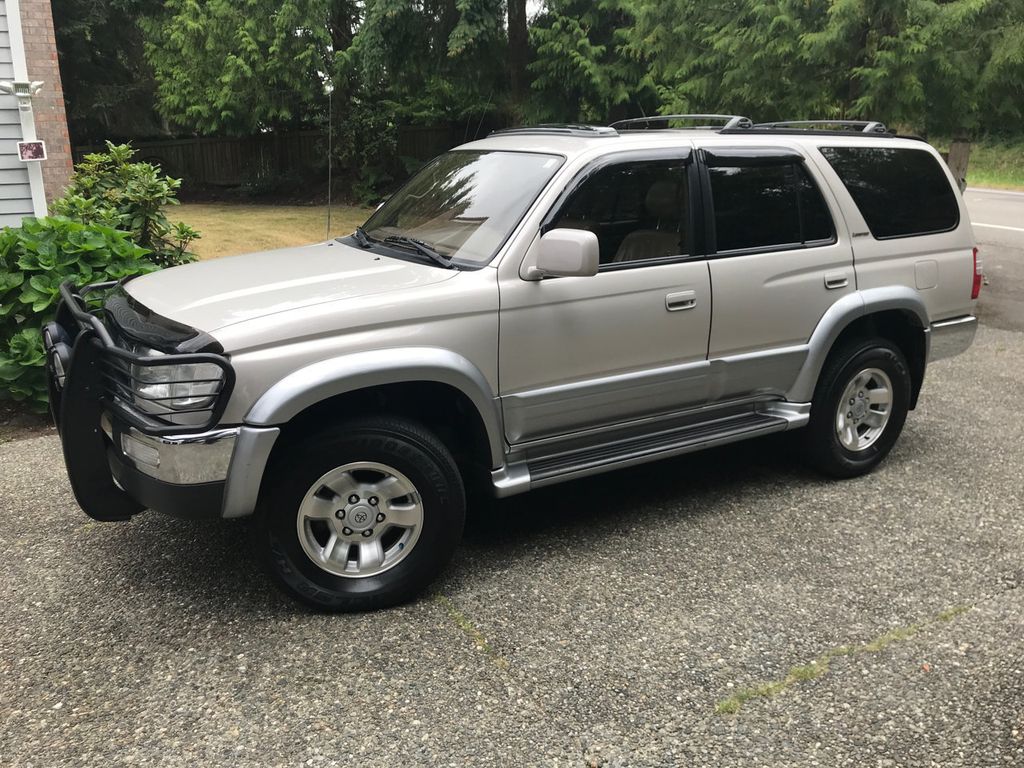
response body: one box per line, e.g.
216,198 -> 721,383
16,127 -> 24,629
353,510 -> 367,524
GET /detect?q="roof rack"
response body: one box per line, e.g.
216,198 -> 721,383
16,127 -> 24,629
744,120 -> 891,134
489,124 -> 618,138
610,114 -> 753,131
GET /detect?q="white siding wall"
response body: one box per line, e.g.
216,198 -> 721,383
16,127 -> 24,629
0,2 -> 41,226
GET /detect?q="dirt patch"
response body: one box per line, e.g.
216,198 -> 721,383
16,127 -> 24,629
0,402 -> 55,443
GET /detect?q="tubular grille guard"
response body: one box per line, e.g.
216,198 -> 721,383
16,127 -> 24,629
57,281 -> 235,435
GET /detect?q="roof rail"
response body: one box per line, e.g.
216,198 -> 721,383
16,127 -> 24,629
489,124 -> 618,138
610,114 -> 754,131
749,120 -> 890,134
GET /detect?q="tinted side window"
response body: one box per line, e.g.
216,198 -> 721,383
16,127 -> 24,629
552,160 -> 688,266
797,166 -> 834,242
708,163 -> 834,252
819,146 -> 959,238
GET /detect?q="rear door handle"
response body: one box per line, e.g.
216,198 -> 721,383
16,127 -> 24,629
666,290 -> 697,311
824,273 -> 849,290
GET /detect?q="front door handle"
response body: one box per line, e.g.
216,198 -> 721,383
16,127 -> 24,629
666,290 -> 697,311
824,273 -> 849,290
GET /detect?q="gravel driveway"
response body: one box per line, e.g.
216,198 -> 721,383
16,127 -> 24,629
2,197 -> 1023,767
2,325 -> 1022,767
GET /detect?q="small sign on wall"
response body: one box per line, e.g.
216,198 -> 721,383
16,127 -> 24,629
17,140 -> 46,161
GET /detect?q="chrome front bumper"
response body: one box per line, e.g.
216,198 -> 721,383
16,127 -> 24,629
101,413 -> 238,485
928,315 -> 978,362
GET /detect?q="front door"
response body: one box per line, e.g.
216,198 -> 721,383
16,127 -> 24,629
498,154 -> 712,444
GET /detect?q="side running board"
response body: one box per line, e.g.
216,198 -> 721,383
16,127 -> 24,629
524,411 -> 788,489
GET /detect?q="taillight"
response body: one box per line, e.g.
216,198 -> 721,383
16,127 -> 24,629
971,247 -> 983,299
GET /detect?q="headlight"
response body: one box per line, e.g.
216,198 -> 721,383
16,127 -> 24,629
131,348 -> 225,411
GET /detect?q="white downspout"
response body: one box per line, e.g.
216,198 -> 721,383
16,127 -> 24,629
6,0 -> 48,217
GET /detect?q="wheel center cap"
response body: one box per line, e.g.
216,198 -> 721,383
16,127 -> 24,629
852,400 -> 868,420
347,504 -> 374,531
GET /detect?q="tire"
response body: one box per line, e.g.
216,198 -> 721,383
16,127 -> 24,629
801,338 -> 911,478
252,416 -> 466,612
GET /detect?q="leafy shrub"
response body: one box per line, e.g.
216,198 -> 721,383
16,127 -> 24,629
0,217 -> 156,410
51,141 -> 200,268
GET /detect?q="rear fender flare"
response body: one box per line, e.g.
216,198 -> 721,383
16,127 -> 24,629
788,287 -> 928,403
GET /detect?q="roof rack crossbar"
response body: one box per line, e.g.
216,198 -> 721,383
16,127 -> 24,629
610,114 -> 753,131
489,123 -> 618,138
751,120 -> 890,134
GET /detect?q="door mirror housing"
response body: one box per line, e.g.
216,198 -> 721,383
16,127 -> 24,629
526,228 -> 600,280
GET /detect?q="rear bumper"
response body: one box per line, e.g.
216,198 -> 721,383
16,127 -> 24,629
929,315 -> 977,362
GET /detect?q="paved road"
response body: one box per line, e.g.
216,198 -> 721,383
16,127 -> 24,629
1,191 -> 1022,767
965,188 -> 1024,332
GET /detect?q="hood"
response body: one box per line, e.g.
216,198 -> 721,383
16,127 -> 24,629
124,241 -> 459,333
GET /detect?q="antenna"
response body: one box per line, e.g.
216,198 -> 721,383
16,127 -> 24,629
325,79 -> 333,241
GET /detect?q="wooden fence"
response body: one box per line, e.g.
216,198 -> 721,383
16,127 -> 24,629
72,125 -> 467,187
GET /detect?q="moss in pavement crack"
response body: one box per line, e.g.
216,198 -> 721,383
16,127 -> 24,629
715,603 -> 972,715
434,593 -> 509,670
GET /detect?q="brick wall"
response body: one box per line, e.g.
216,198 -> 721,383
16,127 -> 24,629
20,0 -> 72,203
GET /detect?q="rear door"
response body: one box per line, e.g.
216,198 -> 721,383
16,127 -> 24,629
698,146 -> 854,402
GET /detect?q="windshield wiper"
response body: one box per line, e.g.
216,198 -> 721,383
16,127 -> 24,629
381,235 -> 456,269
350,226 -> 373,248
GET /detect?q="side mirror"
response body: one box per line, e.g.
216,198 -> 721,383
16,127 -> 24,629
526,228 -> 600,280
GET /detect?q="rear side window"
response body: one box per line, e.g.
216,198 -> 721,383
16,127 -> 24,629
707,163 -> 834,252
819,146 -> 959,239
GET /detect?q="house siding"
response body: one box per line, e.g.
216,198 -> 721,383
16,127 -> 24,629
0,3 -> 32,226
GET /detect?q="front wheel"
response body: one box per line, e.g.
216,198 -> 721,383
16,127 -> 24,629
801,338 -> 912,478
252,416 -> 466,611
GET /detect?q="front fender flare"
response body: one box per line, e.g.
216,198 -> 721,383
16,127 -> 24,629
244,347 -> 505,467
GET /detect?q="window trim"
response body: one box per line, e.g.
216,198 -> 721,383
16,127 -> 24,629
539,147 -> 703,271
818,145 -> 960,241
697,148 -> 838,258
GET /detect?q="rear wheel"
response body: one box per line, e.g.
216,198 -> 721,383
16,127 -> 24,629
802,338 -> 911,478
253,416 -> 465,611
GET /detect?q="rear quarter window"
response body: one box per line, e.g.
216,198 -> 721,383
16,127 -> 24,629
819,146 -> 959,239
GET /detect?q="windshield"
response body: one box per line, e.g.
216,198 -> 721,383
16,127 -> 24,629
362,150 -> 564,266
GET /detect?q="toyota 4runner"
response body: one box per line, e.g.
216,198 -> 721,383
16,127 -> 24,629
44,116 -> 981,611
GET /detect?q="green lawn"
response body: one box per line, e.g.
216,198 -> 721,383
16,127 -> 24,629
934,138 -> 1024,190
175,202 -> 372,260
963,140 -> 1024,190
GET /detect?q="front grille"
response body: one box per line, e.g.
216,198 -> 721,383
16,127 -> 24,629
56,281 -> 235,435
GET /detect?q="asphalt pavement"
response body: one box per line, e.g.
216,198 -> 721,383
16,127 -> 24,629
1,190 -> 1022,767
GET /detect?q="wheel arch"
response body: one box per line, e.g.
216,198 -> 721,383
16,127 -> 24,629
245,347 -> 505,466
789,287 -> 929,406
222,349 -> 505,519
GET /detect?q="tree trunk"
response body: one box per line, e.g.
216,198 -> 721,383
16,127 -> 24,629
945,138 -> 971,193
507,0 -> 529,103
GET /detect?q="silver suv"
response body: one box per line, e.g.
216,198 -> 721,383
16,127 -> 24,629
44,116 -> 981,610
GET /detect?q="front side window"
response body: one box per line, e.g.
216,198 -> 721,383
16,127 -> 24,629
708,163 -> 834,253
819,146 -> 959,239
550,159 -> 690,266
363,150 -> 564,266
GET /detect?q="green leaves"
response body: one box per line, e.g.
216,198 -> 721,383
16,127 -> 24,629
51,142 -> 198,268
628,0 -> 1024,135
0,216 -> 157,411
